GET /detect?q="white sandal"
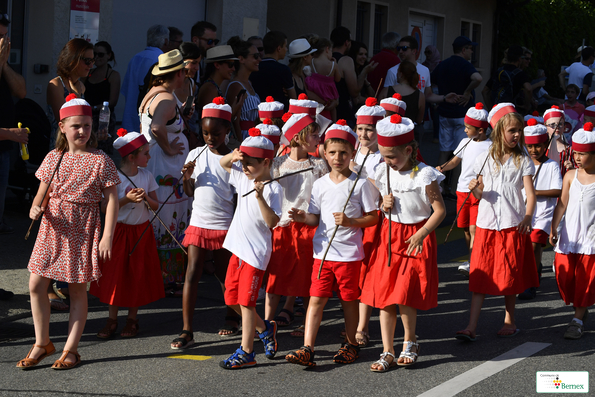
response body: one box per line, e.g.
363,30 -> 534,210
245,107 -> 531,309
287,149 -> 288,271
370,351 -> 396,372
398,341 -> 420,366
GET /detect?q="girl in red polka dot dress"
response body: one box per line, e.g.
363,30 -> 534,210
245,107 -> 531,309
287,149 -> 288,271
17,95 -> 120,370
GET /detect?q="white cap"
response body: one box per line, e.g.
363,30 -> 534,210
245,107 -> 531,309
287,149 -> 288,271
573,122 -> 595,152
586,91 -> 595,101
281,112 -> 316,146
543,106 -> 564,123
240,129 -> 275,159
488,102 -> 516,128
524,112 -> 544,125
289,94 -> 318,117
324,120 -> 358,147
255,119 -> 282,144
524,119 -> 548,144
376,114 -> 415,147
356,97 -> 386,125
464,103 -> 489,129
60,93 -> 92,120
202,97 -> 232,121
585,105 -> 595,118
258,96 -> 285,119
379,93 -> 406,116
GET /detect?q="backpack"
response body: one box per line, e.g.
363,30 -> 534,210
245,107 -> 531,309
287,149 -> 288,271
492,66 -> 522,105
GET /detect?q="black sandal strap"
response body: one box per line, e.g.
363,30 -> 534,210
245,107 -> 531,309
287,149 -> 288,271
279,308 -> 295,321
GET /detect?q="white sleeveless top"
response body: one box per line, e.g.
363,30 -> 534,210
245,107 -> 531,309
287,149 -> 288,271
555,170 -> 595,255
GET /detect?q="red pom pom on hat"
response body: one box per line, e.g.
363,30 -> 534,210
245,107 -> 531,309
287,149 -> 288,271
365,97 -> 378,107
392,93 -> 402,100
584,122 -> 594,132
390,114 -> 402,124
532,111 -> 539,116
263,118 -> 273,125
266,96 -> 274,102
475,103 -> 484,110
282,112 -> 292,122
527,118 -> 537,126
552,105 -> 560,110
117,128 -> 128,137
248,128 -> 261,137
298,93 -> 308,100
213,96 -> 226,105
65,93 -> 78,102
336,119 -> 347,126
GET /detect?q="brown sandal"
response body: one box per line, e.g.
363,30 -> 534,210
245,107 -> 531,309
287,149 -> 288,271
96,318 -> 118,339
51,350 -> 81,370
16,341 -> 56,369
121,318 -> 139,338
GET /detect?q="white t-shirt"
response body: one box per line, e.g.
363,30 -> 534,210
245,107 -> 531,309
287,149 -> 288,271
186,146 -> 235,230
565,62 -> 593,96
521,159 -> 562,235
475,152 -> 535,230
354,148 -> 384,181
384,62 -> 431,92
455,138 -> 492,192
308,173 -> 378,262
222,162 -> 283,270
375,163 -> 444,224
116,168 -> 159,225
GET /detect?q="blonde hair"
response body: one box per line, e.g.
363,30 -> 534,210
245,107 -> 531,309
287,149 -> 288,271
290,122 -> 319,148
488,112 -> 525,172
396,139 -> 419,179
56,116 -> 97,151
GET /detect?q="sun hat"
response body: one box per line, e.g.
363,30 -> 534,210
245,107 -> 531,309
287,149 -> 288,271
205,45 -> 239,63
287,38 -> 317,58
152,50 -> 187,76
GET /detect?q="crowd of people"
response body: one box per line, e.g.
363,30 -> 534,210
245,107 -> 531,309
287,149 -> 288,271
1,16 -> 594,373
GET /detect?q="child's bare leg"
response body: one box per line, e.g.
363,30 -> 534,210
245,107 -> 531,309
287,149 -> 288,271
28,274 -> 52,359
469,225 -> 476,250
213,248 -> 238,335
357,302 -> 373,335
463,227 -> 471,252
458,292 -> 485,337
533,242 -> 543,277
127,307 -> 138,320
398,305 -> 418,364
282,296 -> 296,313
341,299 -> 359,345
181,245 -> 205,330
264,292 -> 281,321
370,305 -> 397,371
240,305 -> 266,353
304,296 -> 328,349
574,306 -> 588,320
108,305 -> 119,320
63,282 -> 88,363
498,294 -> 517,335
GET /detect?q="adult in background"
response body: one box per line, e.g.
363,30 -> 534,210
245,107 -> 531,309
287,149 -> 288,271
138,50 -> 191,288
83,40 -> 121,154
190,21 -> 218,83
422,45 -> 441,73
250,31 -> 295,111
388,61 -> 425,134
248,36 -> 265,59
422,45 -> 442,143
348,41 -> 375,107
559,46 -> 595,103
175,42 -> 202,149
121,25 -> 169,131
366,31 -> 401,92
165,26 -> 183,53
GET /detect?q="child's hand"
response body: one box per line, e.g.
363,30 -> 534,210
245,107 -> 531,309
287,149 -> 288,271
549,230 -> 558,246
232,148 -> 244,163
517,215 -> 532,234
436,166 -> 443,173
333,212 -> 351,226
29,205 -> 44,220
288,207 -> 306,223
98,238 -> 112,262
126,188 -> 144,203
253,181 -> 265,199
468,179 -> 480,191
383,193 -> 394,212
405,229 -> 426,256
182,161 -> 195,180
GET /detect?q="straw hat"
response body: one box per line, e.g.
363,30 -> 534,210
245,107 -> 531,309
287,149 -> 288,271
205,45 -> 239,63
287,39 -> 317,58
152,50 -> 187,76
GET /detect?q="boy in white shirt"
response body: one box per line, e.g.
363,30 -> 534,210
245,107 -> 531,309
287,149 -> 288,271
437,103 -> 491,276
285,122 -> 379,367
218,129 -> 283,369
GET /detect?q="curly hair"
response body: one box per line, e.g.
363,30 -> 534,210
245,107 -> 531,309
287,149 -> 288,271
56,39 -> 93,80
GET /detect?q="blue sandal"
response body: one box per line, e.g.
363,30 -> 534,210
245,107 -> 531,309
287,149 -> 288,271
219,347 -> 256,369
258,320 -> 278,359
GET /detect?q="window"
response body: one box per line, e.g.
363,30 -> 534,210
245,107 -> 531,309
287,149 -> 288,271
355,1 -> 388,56
461,20 -> 481,67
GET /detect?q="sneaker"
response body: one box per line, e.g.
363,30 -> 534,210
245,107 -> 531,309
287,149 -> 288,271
458,261 -> 470,277
258,320 -> 278,359
286,345 -> 316,367
333,342 -> 359,364
518,287 -> 537,300
219,347 -> 256,369
563,319 -> 584,340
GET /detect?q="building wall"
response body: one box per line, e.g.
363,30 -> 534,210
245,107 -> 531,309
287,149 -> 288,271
267,0 -> 335,41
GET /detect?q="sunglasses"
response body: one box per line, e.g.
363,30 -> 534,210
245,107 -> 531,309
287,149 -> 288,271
221,61 -> 235,68
257,47 -> 264,52
94,52 -> 106,58
199,37 -> 220,46
251,53 -> 261,60
80,57 -> 95,66
396,46 -> 411,52
546,122 -> 562,129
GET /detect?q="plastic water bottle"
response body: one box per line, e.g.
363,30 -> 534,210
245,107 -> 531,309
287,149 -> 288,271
98,101 -> 110,141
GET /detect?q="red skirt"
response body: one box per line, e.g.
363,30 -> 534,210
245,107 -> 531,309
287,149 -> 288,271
469,227 -> 538,295
182,225 -> 227,250
359,210 -> 384,289
360,218 -> 438,311
555,252 -> 595,307
89,221 -> 165,307
266,222 -> 316,296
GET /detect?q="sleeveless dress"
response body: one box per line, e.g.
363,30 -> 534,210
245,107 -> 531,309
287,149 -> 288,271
225,81 -> 260,140
333,52 -> 355,125
139,92 -> 192,284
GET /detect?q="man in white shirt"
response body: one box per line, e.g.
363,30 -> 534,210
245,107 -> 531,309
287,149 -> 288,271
559,46 -> 595,102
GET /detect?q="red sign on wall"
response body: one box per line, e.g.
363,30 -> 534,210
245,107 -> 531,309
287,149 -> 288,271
71,0 -> 100,13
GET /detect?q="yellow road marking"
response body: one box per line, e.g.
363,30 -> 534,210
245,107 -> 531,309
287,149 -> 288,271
168,354 -> 212,361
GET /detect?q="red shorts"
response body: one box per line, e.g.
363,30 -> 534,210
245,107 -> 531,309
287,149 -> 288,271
530,229 -> 548,246
554,252 -> 595,307
182,226 -> 227,250
456,191 -> 479,228
310,259 -> 361,301
224,254 -> 265,307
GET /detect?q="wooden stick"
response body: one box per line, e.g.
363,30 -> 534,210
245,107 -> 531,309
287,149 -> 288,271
242,167 -> 314,197
438,138 -> 473,171
24,150 -> 66,240
317,152 -> 370,279
386,162 -> 392,267
375,78 -> 384,99
129,145 -> 209,256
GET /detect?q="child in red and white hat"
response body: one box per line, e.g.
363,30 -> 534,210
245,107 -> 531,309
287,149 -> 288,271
264,112 -> 328,335
90,128 -> 164,339
380,93 -> 407,117
258,96 -> 285,129
360,114 -> 445,371
517,119 -> 562,300
219,129 -> 283,369
19,94 -> 120,370
286,120 -> 379,367
456,103 -> 539,342
524,111 -> 544,125
437,103 -> 491,276
255,119 -> 282,155
544,105 -> 575,176
550,121 -> 595,339
584,105 -> 595,124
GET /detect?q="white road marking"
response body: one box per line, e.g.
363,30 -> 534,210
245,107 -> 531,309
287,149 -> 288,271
417,342 -> 551,397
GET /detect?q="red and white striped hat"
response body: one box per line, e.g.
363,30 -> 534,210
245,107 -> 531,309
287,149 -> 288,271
113,128 -> 148,157
356,97 -> 386,125
202,97 -> 232,121
255,119 -> 281,144
543,105 -> 564,123
379,93 -> 406,116
289,93 -> 317,117
258,96 -> 285,119
488,102 -> 516,128
584,105 -> 595,118
573,122 -> 595,152
240,128 -> 275,159
524,118 -> 548,144
376,114 -> 415,147
59,93 -> 92,120
524,111 -> 544,125
464,103 -> 489,129
281,112 -> 316,146
324,119 -> 358,147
